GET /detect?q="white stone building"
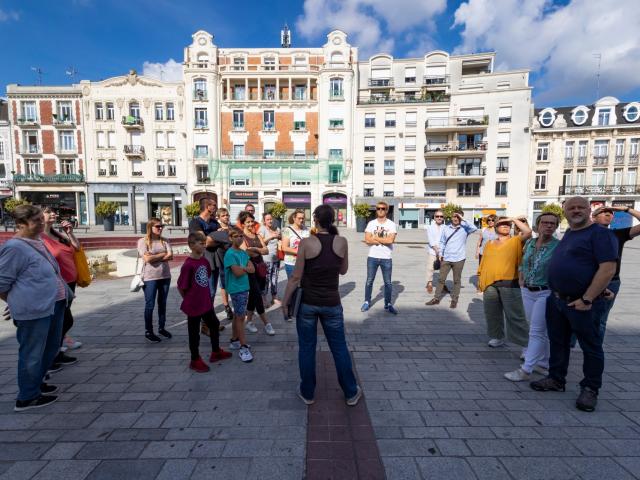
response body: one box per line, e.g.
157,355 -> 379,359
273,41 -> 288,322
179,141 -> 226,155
0,98 -> 15,217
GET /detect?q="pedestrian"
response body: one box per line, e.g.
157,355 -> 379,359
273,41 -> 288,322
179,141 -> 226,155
236,203 -> 261,233
476,215 -> 497,293
188,198 -> 220,304
478,216 -> 531,347
282,209 -> 309,279
591,205 -> 640,337
361,201 -> 398,314
213,208 -> 234,321
41,207 -> 80,370
177,232 -> 232,373
224,226 -> 255,363
0,205 -> 69,411
282,204 -> 361,406
239,211 -> 275,336
425,209 -> 445,295
259,212 -> 282,306
425,210 -> 477,308
138,218 -> 173,343
504,213 -> 560,381
530,196 -> 618,412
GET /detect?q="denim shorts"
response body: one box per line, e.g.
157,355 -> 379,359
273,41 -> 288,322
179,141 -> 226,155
230,291 -> 249,317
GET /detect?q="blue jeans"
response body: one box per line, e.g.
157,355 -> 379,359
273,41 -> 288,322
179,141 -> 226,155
263,261 -> 280,296
546,295 -> 607,392
364,257 -> 392,305
296,303 -> 358,400
15,300 -> 65,401
285,263 -> 295,279
599,279 -> 620,339
143,278 -> 170,333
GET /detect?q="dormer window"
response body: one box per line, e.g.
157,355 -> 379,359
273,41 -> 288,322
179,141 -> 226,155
624,104 -> 640,122
539,110 -> 555,127
572,107 -> 588,126
597,108 -> 611,126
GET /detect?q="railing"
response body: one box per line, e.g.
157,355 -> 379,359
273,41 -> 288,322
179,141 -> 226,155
368,78 -> 393,87
593,155 -> 609,166
53,117 -> 75,127
196,177 -> 210,184
424,142 -> 487,153
218,63 -> 321,72
293,121 -> 307,131
615,155 -> 625,165
457,189 -> 481,197
193,89 -> 208,101
220,150 -> 317,160
55,148 -> 77,155
121,116 -> 143,127
262,122 -> 275,131
17,117 -> 39,126
364,168 -> 375,175
496,166 -> 509,173
423,75 -> 450,85
629,154 -> 639,165
560,185 -> 640,195
424,167 -> 486,177
497,142 -> 511,148
233,121 -> 245,130
329,93 -> 344,100
425,116 -> 489,128
131,171 -> 143,177
21,146 -> 41,154
98,169 -> 107,176
577,156 -> 587,166
109,169 -> 118,176
193,149 -> 209,158
194,121 -> 208,129
564,157 -> 574,168
359,93 -> 450,105
124,145 -> 145,155
13,173 -> 84,183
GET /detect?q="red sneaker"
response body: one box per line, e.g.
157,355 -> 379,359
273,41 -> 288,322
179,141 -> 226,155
210,348 -> 233,362
189,357 -> 210,373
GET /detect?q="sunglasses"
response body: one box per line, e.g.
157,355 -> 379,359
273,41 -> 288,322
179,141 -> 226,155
434,215 -> 444,218
376,207 -> 387,211
153,225 -> 164,229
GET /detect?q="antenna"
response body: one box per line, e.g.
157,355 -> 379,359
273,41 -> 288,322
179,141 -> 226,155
281,23 -> 291,48
65,66 -> 78,81
30,66 -> 43,85
593,53 -> 602,99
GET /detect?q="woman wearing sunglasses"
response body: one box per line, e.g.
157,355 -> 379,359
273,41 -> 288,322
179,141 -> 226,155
476,215 -> 498,293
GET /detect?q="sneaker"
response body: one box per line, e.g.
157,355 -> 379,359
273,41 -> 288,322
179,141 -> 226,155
297,390 -> 315,405
530,377 -> 566,392
145,332 -> 162,344
576,387 -> 598,412
425,298 -> 440,306
229,339 -> 241,350
59,345 -> 68,353
14,395 -> 58,412
189,357 -> 210,373
47,363 -> 63,374
504,368 -> 531,382
346,386 -> 362,406
488,338 -> 505,348
55,353 -> 77,366
210,349 -> 233,362
64,336 -> 82,350
239,345 -> 253,363
360,301 -> 370,312
225,305 -> 234,321
40,383 -> 58,394
264,323 -> 276,336
533,365 -> 549,376
158,329 -> 173,339
245,321 -> 258,333
385,304 -> 398,315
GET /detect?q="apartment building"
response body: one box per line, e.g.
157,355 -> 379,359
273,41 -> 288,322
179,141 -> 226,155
529,96 -> 640,220
0,98 -> 14,217
184,29 -> 357,224
6,85 -> 87,223
353,51 -> 532,228
80,70 -> 187,226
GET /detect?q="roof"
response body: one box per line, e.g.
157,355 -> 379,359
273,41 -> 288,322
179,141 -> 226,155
534,97 -> 640,128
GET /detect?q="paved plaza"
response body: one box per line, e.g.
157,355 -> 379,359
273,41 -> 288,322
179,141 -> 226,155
0,229 -> 639,479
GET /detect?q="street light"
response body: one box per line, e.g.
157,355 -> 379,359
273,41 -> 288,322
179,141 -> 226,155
10,170 -> 16,198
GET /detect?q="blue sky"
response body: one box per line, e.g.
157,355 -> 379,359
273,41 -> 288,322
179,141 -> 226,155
1,0 -> 639,106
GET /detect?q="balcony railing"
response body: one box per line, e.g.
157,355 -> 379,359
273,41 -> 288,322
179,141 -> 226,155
593,154 -> 609,166
124,145 -> 145,156
13,173 -> 84,183
193,149 -> 209,158
17,117 -> 39,126
424,142 -> 487,153
131,171 -> 143,177
121,116 -> 143,127
497,142 -> 511,148
425,116 -> 489,129
423,166 -> 486,178
21,145 -> 41,155
423,75 -> 450,85
98,169 -> 107,176
629,154 -> 639,165
194,120 -> 208,129
220,150 -> 317,161
359,93 -> 450,105
53,116 -> 75,127
329,92 -> 344,101
559,185 -> 640,196
55,148 -> 77,155
615,155 -> 625,165
564,157 -> 574,168
262,122 -> 275,131
193,89 -> 208,101
368,78 -> 393,87
196,177 -> 211,184
577,156 -> 587,166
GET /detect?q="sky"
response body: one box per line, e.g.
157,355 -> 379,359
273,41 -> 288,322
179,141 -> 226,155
1,0 -> 639,107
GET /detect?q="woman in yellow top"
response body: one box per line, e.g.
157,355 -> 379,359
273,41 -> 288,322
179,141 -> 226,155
479,216 -> 532,349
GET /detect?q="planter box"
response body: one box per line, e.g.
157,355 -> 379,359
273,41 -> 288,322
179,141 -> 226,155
356,217 -> 367,232
103,217 -> 115,231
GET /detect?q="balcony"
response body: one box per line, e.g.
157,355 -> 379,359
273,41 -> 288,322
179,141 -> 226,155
13,173 -> 84,183
124,145 -> 145,156
329,92 -> 344,101
196,177 -> 211,184
193,149 -> 209,159
131,171 -> 143,177
262,122 -> 275,131
629,154 -> 639,165
423,75 -> 450,86
21,145 -> 41,155
564,157 -> 574,168
121,116 -> 143,128
17,117 -> 39,127
593,154 -> 609,166
193,89 -> 208,101
358,92 -> 450,105
423,166 -> 486,180
368,78 -> 393,88
615,155 -> 625,165
220,150 -> 317,161
424,142 -> 487,156
55,148 -> 77,156
425,116 -> 489,132
98,169 -> 107,176
52,116 -> 75,128
194,120 -> 208,129
559,185 -> 640,196
576,156 -> 587,166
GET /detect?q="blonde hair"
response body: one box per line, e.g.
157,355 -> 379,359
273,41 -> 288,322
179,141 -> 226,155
144,217 -> 166,251
216,207 -> 229,218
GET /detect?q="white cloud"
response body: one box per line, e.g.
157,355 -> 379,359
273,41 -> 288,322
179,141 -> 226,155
296,0 -> 446,58
452,0 -> 640,103
141,58 -> 183,82
0,7 -> 19,22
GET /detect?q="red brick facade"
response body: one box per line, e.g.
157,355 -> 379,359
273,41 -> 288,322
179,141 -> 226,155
75,100 -> 81,125
43,158 -> 56,175
306,112 -> 318,154
42,130 -> 54,154
40,100 -> 52,125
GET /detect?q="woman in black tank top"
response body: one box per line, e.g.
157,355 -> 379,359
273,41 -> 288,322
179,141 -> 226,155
282,205 -> 361,407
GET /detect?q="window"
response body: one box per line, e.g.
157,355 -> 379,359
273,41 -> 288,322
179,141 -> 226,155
563,170 -> 572,187
166,103 -> 175,121
383,183 -> 394,197
96,131 -> 105,149
385,112 -> 396,128
594,140 -> 609,157
364,161 -> 375,175
293,85 -> 306,101
25,159 -> 41,175
294,56 -> 307,69
233,144 -> 245,158
109,159 -> 118,176
364,137 -> 375,152
233,57 -> 245,71
196,165 -> 209,182
58,131 -> 75,151
405,112 -> 417,127
23,131 -> 39,153
627,168 -> 637,185
167,131 -> 175,149
21,101 -> 37,122
131,160 -> 143,176
195,145 -> 208,158
498,106 -> 512,123
497,131 -> 510,148
535,170 -> 547,190
0,164 -> 4,179
155,103 -> 163,121
576,169 -> 585,186
458,158 -> 483,175
384,137 -> 395,152
57,101 -> 73,122
616,139 -> 625,157
624,104 -> 639,122
106,102 -> 114,120
631,139 -> 639,156
457,182 -> 480,196
233,85 -> 245,101
95,102 -> 103,120
565,141 -> 574,159
329,149 -> 343,159
495,181 -> 508,196
0,140 -> 4,160
107,131 -> 115,148
578,140 -> 588,158
263,84 -> 277,101
98,159 -> 106,176
572,107 -> 588,125
403,182 -> 415,196
404,159 -> 415,174
597,108 -> 611,126
329,165 -> 343,184
329,118 -> 344,129
233,110 -> 244,129
613,168 -> 623,186
537,142 -> 549,161
384,159 -> 395,175
293,121 -> 306,131
539,110 -> 555,127
329,78 -> 343,99
156,131 -> 166,149
194,79 -> 207,99
496,156 -> 509,172
263,149 -> 275,159
194,108 -> 208,128
129,102 -> 140,118
592,169 -> 606,186
263,57 -> 276,70
157,160 -> 166,177
404,67 -> 416,84
365,113 -> 375,128
364,185 -> 374,197
263,111 -> 275,130
60,159 -> 75,175
405,136 -> 416,152
168,160 -> 176,177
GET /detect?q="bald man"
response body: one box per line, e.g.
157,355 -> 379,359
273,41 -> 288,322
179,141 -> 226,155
530,197 -> 618,413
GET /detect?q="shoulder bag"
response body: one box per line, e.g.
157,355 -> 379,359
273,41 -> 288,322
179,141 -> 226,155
244,237 -> 268,279
74,247 -> 92,288
130,248 -> 145,292
434,227 -> 462,271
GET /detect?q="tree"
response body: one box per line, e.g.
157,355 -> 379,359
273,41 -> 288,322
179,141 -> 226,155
441,203 -> 463,221
541,203 -> 565,221
184,202 -> 200,219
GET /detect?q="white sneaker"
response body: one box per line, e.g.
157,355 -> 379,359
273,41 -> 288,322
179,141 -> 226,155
504,368 -> 531,382
297,390 -> 315,405
488,338 -> 505,348
239,346 -> 253,363
245,321 -> 258,333
264,323 -> 276,336
533,365 -> 549,376
59,345 -> 68,353
64,336 -> 82,350
229,339 -> 241,350
346,386 -> 362,406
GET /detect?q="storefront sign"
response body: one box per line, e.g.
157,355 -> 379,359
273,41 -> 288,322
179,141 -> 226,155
323,193 -> 347,206
230,191 -> 259,202
283,192 -> 311,207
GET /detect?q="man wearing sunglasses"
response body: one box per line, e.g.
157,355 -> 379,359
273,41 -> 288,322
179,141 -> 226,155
425,210 -> 445,294
361,202 -> 398,314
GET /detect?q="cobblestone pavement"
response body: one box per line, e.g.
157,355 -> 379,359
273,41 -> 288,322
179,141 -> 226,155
0,229 -> 639,479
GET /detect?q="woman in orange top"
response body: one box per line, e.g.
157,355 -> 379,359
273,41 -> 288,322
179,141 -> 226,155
479,216 -> 532,349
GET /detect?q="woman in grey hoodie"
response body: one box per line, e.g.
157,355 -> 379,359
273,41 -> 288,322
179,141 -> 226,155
0,205 -> 68,412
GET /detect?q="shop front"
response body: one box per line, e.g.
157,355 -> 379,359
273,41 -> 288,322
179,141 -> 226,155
283,191 -> 312,223
19,190 -> 87,225
229,191 -> 259,221
322,192 -> 348,227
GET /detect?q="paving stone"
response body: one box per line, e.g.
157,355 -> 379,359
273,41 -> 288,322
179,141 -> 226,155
0,443 -> 52,461
466,439 -> 522,457
189,441 -> 225,458
85,459 -> 163,480
31,459 -> 100,480
87,413 -> 142,430
246,457 -> 304,480
41,442 -> 86,460
0,460 -> 46,480
466,457 -> 513,480
190,458 -> 252,480
416,457 -> 476,480
563,457 -> 637,480
155,459 -> 197,480
434,439 -> 472,456
139,441 -> 196,459
501,457 -> 579,480
76,441 -> 146,460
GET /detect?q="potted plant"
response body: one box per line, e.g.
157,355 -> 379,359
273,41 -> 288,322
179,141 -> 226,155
95,201 -> 119,231
268,201 -> 287,229
354,203 -> 372,232
441,203 -> 464,223
184,201 -> 200,220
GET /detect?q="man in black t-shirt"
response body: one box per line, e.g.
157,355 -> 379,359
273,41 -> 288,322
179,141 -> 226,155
530,197 -> 618,413
592,205 -> 640,336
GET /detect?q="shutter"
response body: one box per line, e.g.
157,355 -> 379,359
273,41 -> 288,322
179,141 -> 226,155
384,137 -> 395,147
405,112 -> 417,123
497,132 -> 510,143
385,112 -> 396,121
460,107 -> 484,117
499,106 -> 512,118
364,137 -> 375,147
404,67 -> 416,77
425,66 -> 446,76
291,167 -> 312,182
371,68 -> 391,79
261,168 -> 280,185
405,136 -> 416,147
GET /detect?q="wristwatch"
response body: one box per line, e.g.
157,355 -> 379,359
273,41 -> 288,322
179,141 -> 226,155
581,297 -> 592,305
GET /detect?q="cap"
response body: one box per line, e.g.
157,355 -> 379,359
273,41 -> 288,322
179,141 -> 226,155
592,206 -> 614,216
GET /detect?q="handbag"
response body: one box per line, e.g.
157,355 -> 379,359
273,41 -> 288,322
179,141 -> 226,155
244,236 -> 268,279
73,247 -> 92,288
130,251 -> 145,292
277,240 -> 285,261
287,286 -> 303,319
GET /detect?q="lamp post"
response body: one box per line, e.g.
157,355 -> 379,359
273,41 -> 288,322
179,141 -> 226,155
10,170 -> 16,198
